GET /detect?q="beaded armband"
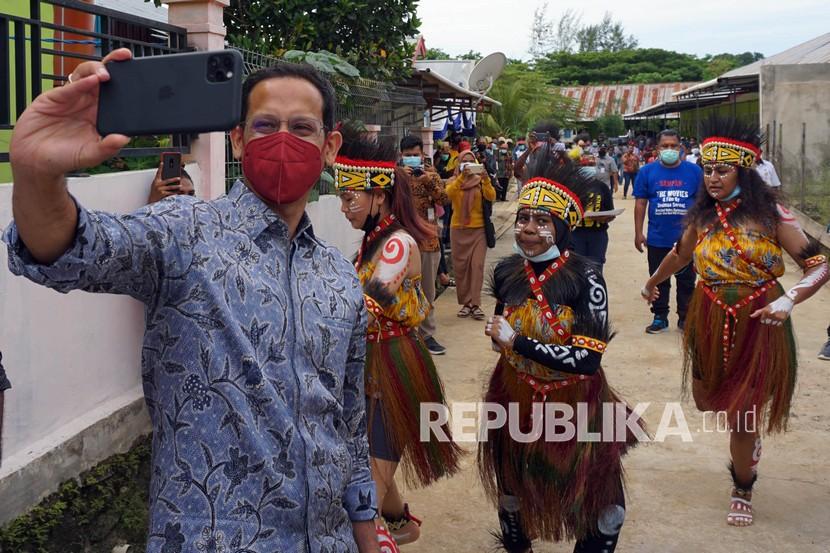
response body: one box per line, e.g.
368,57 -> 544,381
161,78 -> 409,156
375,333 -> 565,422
363,294 -> 384,319
804,254 -> 827,269
570,335 -> 607,354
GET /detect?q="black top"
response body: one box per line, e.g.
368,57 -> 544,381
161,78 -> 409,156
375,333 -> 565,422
0,351 -> 10,392
491,253 -> 611,376
576,179 -> 615,231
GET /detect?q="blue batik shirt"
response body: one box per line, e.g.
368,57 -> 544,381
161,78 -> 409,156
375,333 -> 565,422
4,181 -> 376,553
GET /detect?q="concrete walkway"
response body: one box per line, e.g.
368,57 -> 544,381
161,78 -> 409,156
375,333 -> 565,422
403,196 -> 830,552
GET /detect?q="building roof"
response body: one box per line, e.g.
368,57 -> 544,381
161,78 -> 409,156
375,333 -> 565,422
558,82 -> 698,121
673,32 -> 830,99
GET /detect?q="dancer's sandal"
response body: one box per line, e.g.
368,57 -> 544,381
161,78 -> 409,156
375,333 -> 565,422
376,524 -> 401,553
470,306 -> 486,320
383,503 -> 422,545
727,487 -> 753,527
457,305 -> 472,318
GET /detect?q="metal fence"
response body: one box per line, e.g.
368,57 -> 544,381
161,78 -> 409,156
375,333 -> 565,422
225,47 -> 427,192
1,0 -> 190,162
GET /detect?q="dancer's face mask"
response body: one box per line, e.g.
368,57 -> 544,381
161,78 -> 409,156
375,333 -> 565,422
242,132 -> 324,205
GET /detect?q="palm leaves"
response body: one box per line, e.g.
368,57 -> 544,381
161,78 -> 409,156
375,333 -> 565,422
480,64 -> 577,138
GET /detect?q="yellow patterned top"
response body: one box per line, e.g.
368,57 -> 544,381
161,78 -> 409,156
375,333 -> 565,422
694,226 -> 784,286
503,298 -> 575,380
358,261 -> 429,328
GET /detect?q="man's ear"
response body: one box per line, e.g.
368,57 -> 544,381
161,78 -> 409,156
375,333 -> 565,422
323,130 -> 343,166
230,125 -> 245,160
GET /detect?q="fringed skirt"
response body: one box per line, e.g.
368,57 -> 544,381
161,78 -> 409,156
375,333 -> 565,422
478,358 -> 643,543
683,282 -> 797,434
366,332 -> 463,487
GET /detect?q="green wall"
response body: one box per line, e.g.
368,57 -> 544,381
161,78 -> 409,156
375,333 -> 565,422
678,94 -> 759,140
1,1 -> 55,183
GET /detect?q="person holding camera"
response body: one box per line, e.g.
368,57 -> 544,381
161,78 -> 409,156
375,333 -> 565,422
400,135 -> 449,355
445,149 -> 496,320
147,163 -> 196,204
514,122 -> 560,183
4,48 -> 380,553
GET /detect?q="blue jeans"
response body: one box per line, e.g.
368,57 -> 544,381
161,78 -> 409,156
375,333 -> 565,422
622,172 -> 637,197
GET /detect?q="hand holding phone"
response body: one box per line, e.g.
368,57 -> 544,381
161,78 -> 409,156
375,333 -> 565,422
97,50 -> 243,136
148,161 -> 184,204
161,152 -> 182,181
9,48 -> 134,180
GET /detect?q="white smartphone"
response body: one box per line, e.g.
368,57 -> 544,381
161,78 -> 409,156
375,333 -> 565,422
462,163 -> 485,174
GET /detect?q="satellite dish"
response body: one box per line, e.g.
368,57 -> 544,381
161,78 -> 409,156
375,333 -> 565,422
468,52 -> 507,95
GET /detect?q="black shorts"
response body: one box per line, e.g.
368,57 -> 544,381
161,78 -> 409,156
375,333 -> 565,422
369,402 -> 402,462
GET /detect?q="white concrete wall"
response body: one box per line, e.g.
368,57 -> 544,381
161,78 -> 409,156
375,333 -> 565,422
0,168 -> 361,521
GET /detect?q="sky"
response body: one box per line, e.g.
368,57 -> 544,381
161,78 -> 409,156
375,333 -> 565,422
416,0 -> 830,61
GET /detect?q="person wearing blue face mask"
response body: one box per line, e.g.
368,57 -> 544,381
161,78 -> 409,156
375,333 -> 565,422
400,134 -> 449,356
633,129 -> 703,333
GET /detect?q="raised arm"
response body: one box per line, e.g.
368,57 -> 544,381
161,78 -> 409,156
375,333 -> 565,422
749,205 -> 829,324
9,49 -> 132,264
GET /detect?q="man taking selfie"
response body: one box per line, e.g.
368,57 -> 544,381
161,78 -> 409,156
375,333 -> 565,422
4,49 -> 379,553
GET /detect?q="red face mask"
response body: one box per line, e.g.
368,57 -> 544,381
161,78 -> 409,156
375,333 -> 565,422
242,132 -> 325,205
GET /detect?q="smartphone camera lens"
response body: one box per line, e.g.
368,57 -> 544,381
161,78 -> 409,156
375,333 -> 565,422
209,57 -> 219,69
223,56 -> 233,70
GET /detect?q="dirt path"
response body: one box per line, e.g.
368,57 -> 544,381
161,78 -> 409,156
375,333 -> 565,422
401,196 -> 830,552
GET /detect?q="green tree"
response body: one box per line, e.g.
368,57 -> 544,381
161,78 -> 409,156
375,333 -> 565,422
701,51 -> 764,79
424,47 -> 452,60
575,12 -> 638,53
594,113 -> 625,138
458,50 -> 483,61
479,62 -> 577,138
222,0 -> 421,81
537,48 -> 705,85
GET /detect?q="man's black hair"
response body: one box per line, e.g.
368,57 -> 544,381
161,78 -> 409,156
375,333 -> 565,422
657,129 -> 680,141
400,135 -> 424,152
241,63 -> 336,130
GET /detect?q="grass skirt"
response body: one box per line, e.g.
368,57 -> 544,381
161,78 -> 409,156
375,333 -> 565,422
366,332 -> 463,487
478,358 -> 643,542
683,282 -> 797,434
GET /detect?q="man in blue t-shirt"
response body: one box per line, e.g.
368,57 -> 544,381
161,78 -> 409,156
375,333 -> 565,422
634,129 -> 703,333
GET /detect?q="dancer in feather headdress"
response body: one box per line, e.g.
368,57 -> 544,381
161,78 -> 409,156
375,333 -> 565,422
334,123 -> 462,551
480,143 -> 645,553
642,117 -> 829,526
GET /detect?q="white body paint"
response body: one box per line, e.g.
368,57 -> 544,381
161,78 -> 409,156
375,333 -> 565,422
373,231 -> 416,286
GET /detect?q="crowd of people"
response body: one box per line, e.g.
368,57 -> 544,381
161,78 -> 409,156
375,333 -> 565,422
2,49 -> 830,553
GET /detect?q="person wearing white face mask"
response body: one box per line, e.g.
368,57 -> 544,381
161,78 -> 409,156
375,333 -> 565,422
481,155 -> 644,553
633,129 -> 703,333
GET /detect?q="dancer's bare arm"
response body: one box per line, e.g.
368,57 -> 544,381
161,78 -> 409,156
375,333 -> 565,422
750,205 -> 829,322
641,226 -> 696,302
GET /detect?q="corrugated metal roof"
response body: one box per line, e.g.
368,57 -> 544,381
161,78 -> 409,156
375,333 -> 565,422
673,32 -> 830,98
558,82 -> 699,121
721,32 -> 830,78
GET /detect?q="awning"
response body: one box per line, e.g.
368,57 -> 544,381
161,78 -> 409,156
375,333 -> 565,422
623,93 -> 733,119
400,68 -> 501,111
